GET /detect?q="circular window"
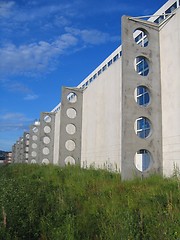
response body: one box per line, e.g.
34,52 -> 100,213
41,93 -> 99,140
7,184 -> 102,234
65,140 -> 76,151
32,135 -> 38,141
44,126 -> 51,134
66,108 -> 77,119
133,28 -> 148,47
32,127 -> 38,133
134,86 -> 150,106
44,115 -> 51,123
43,136 -> 51,144
42,147 -> 50,155
31,151 -> 37,157
32,143 -> 37,149
26,134 -> 29,138
65,156 -> 75,165
42,158 -> 50,165
134,117 -> 151,139
134,149 -> 152,172
67,92 -> 77,103
31,159 -> 36,164
66,124 -> 76,135
134,56 -> 149,76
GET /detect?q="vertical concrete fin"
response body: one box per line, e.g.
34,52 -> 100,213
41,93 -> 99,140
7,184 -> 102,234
14,140 -> 20,163
19,137 -> 24,163
28,122 -> 41,164
121,16 -> 162,180
53,109 -> 61,165
59,87 -> 83,166
23,132 -> 30,163
12,144 -> 16,163
39,112 -> 55,164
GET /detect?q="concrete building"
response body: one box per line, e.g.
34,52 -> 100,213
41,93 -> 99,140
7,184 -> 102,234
0,151 -> 12,164
12,0 -> 180,179
5,152 -> 12,164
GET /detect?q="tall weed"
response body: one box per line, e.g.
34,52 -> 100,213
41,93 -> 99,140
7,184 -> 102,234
0,164 -> 179,239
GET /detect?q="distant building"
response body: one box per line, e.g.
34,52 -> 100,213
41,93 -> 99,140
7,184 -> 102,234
5,152 -> 12,164
0,151 -> 6,160
0,151 -> 12,164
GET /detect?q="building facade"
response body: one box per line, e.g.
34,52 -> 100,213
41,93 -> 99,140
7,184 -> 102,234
12,0 -> 180,180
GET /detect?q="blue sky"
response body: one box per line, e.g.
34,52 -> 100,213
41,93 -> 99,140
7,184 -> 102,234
0,0 -> 167,151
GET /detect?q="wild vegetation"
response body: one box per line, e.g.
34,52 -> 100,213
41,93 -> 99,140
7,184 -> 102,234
0,164 -> 179,239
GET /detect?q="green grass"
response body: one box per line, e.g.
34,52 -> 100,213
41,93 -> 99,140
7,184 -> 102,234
0,164 -> 179,239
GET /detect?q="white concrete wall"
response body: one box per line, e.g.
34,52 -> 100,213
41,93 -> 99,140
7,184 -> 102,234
160,7 -> 180,176
81,59 -> 122,172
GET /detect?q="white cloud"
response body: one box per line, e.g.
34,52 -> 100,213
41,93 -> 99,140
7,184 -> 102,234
80,29 -> 114,45
24,94 -> 38,100
54,15 -> 71,27
0,112 -> 33,132
0,123 -> 28,132
6,82 -> 31,94
98,3 -> 136,14
0,26 -> 119,76
0,113 -> 31,121
1,81 -> 38,100
0,1 -> 76,23
0,1 -> 15,18
65,27 -> 119,45
0,1 -> 119,77
0,33 -> 78,75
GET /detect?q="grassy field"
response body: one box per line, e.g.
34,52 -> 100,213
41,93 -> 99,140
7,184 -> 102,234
0,164 -> 179,239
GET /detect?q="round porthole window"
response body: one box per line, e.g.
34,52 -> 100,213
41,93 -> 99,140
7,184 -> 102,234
31,151 -> 37,157
43,136 -> 51,144
32,143 -> 37,149
42,147 -> 50,155
44,126 -> 51,134
66,124 -> 76,135
134,86 -> 150,106
42,159 -> 50,165
32,135 -> 38,141
31,159 -> 36,164
134,149 -> 152,172
134,56 -> 149,76
44,115 -> 51,123
67,92 -> 77,103
32,127 -> 38,133
65,156 -> 75,165
65,140 -> 76,151
134,117 -> 151,139
133,28 -> 149,47
66,108 -> 77,119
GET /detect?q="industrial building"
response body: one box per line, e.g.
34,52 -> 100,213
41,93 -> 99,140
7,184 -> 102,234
12,0 -> 180,180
